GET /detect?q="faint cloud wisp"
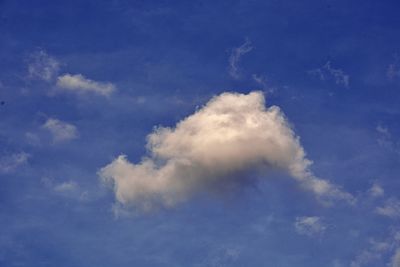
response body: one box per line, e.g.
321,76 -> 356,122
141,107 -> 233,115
309,61 -> 350,88
27,49 -> 60,82
294,216 -> 326,238
228,39 -> 253,79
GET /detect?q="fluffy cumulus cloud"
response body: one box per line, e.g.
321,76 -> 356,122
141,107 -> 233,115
43,118 -> 78,143
99,91 -> 353,209
56,73 -> 116,96
294,216 -> 326,237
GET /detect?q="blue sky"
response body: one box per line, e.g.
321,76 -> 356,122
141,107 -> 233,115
1,0 -> 400,266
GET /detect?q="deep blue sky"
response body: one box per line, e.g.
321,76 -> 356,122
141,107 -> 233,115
1,1 -> 400,266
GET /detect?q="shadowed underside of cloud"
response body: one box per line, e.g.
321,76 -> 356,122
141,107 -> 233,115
99,91 -> 353,210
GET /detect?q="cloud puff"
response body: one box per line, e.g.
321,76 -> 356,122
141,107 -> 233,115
99,91 -> 353,209
309,61 -> 350,88
228,39 -> 253,79
56,73 -> 116,96
27,50 -> 60,81
0,152 -> 29,173
294,216 -> 326,237
376,198 -> 400,218
369,182 -> 384,198
43,118 -> 78,143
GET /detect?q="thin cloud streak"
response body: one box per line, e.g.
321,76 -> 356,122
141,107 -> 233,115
228,39 -> 253,79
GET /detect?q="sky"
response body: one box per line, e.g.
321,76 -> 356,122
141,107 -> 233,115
1,0 -> 400,266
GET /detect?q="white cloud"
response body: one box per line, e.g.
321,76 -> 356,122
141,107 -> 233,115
294,216 -> 326,237
309,61 -> 350,88
228,39 -> 253,79
56,73 -> 116,96
43,118 -> 78,143
27,50 -> 60,81
99,91 -> 353,210
376,198 -> 400,218
369,182 -> 384,198
0,152 -> 29,173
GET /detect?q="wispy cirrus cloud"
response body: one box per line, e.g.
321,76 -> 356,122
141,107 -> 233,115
56,73 -> 116,96
252,74 -> 276,94
228,39 -> 253,79
99,91 -> 353,210
309,61 -> 350,88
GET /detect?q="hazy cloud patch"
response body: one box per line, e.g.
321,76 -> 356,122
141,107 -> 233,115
376,198 -> 400,218
43,118 -> 78,143
387,55 -> 400,81
0,152 -> 29,173
351,233 -> 400,267
294,216 -> 326,237
42,177 -> 88,200
27,49 -> 60,82
369,182 -> 384,198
